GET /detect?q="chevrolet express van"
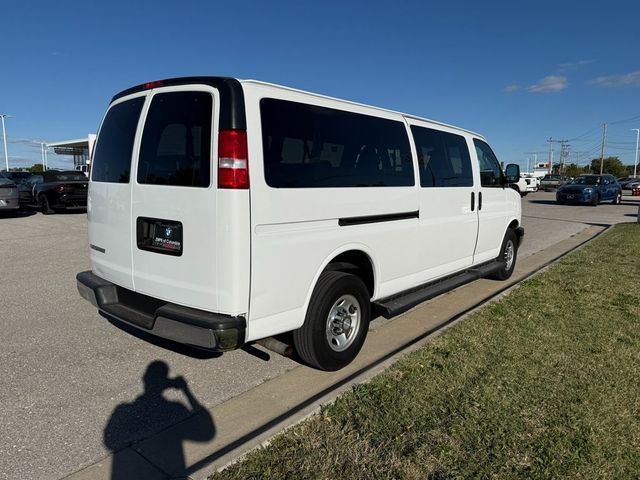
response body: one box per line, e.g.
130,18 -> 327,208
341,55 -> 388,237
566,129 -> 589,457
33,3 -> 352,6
77,77 -> 523,371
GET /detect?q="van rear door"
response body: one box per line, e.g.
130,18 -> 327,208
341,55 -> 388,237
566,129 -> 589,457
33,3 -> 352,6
89,93 -> 147,290
129,86 -> 221,312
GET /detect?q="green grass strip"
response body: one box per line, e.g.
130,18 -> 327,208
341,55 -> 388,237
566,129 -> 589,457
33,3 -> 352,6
212,224 -> 640,480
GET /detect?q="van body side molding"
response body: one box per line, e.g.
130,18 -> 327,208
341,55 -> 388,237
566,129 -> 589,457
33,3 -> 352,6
338,210 -> 419,227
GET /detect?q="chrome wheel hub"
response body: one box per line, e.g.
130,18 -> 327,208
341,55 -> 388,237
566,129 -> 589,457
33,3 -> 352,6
326,295 -> 361,352
504,240 -> 515,271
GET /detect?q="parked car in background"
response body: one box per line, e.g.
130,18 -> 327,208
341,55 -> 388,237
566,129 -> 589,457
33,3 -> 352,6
556,174 -> 621,206
19,170 -> 88,214
617,176 -> 639,191
0,177 -> 20,214
510,174 -> 538,197
540,174 -> 570,191
1,171 -> 33,185
75,164 -> 90,177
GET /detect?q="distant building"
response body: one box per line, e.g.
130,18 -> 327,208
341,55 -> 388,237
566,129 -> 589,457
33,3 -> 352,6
47,134 -> 96,170
533,162 -> 551,178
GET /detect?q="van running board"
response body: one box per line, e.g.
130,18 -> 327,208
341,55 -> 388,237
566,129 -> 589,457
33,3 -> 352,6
372,260 -> 505,319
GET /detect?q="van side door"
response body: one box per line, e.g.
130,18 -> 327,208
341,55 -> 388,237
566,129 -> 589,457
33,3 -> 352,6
472,139 -> 511,263
409,123 -> 478,279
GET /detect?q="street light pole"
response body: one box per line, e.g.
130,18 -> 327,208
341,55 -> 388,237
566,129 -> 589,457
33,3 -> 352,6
0,114 -> 9,171
632,128 -> 639,178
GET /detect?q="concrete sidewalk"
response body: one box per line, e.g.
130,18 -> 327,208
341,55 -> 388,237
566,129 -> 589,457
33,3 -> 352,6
65,225 -> 606,480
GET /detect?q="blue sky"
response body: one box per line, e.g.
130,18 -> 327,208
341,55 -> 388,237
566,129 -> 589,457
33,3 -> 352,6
2,0 -> 640,171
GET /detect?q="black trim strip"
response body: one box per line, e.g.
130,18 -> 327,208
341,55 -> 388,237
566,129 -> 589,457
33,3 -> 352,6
338,210 -> 419,227
90,244 -> 105,253
111,76 -> 246,130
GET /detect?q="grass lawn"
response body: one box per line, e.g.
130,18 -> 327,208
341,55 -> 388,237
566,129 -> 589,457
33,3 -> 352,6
212,224 -> 640,480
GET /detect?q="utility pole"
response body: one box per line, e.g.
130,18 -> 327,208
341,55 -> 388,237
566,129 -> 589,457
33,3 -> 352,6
0,114 -> 10,171
41,143 -> 45,168
559,140 -> 570,176
44,146 -> 48,171
599,123 -> 607,175
632,128 -> 639,178
546,139 -> 568,175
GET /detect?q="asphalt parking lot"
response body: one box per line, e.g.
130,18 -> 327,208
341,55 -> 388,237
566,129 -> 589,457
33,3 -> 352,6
1,191 -> 639,480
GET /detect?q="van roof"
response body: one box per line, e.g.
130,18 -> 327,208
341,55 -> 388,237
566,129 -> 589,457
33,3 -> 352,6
112,76 -> 484,139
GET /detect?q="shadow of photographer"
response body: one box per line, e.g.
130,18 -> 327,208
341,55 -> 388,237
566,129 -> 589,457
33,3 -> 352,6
104,361 -> 215,480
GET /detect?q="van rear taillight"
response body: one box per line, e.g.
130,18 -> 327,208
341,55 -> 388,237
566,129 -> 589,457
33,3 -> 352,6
218,129 -> 249,189
143,80 -> 164,89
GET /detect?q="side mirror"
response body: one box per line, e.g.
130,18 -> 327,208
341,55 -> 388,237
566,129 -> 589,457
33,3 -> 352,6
504,163 -> 520,184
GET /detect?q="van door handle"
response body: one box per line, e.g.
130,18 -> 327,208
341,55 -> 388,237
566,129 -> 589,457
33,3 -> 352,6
471,192 -> 475,211
479,192 -> 483,211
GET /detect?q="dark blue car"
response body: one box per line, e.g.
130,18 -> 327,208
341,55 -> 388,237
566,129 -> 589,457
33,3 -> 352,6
556,174 -> 622,206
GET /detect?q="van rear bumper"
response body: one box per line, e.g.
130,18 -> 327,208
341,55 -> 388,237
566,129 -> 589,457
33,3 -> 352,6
76,271 -> 245,351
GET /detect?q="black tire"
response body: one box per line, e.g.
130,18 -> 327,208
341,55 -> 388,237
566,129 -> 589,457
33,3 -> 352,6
38,194 -> 54,215
557,199 -> 565,205
489,229 -> 518,281
293,271 -> 370,371
591,193 -> 600,207
520,191 -> 528,198
612,191 -> 622,205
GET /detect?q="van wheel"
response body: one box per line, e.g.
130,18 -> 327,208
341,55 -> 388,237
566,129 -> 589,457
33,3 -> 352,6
39,195 -> 54,215
489,229 -> 518,281
294,271 -> 370,371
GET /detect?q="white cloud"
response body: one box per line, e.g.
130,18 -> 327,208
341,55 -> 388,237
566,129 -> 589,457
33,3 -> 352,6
589,71 -> 640,88
503,85 -> 520,94
557,59 -> 595,72
8,138 -> 47,147
528,75 -> 568,93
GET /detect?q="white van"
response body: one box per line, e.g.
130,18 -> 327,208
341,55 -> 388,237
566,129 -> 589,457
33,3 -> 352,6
77,77 -> 523,371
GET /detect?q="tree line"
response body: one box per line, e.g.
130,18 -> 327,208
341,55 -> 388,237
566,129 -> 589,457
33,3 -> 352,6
555,157 -> 635,178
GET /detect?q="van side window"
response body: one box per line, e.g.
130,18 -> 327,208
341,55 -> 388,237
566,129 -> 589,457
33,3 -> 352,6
411,126 -> 473,187
473,139 -> 503,187
92,97 -> 145,183
137,92 -> 212,188
261,98 -> 414,188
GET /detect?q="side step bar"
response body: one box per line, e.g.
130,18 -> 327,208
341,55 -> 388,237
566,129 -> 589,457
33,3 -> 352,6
373,260 -> 505,319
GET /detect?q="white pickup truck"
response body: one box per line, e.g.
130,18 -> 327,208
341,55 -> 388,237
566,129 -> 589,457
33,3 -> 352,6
510,174 -> 539,197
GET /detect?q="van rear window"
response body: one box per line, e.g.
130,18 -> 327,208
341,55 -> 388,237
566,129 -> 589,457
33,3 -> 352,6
92,97 -> 145,183
261,99 -> 414,188
137,92 -> 212,188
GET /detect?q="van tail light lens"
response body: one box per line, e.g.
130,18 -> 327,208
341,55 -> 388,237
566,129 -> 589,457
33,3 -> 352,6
143,80 -> 164,89
218,129 -> 249,189
56,186 -> 65,193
